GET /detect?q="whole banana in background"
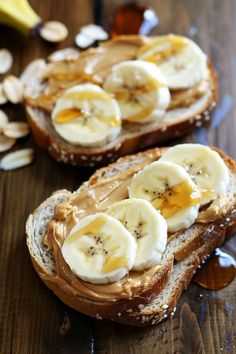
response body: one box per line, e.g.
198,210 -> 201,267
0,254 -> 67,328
0,0 -> 41,35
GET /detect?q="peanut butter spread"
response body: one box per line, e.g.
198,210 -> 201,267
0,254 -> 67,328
43,148 -> 228,302
25,36 -> 210,113
44,151 -> 162,302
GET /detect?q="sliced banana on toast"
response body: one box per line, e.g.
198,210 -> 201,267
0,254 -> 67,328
108,198 -> 167,271
62,213 -> 136,284
160,144 -> 229,205
138,34 -> 207,89
103,60 -> 170,123
48,144 -> 230,287
52,83 -> 121,146
129,161 -> 201,232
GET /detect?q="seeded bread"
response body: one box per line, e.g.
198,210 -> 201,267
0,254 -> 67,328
23,36 -> 218,167
26,146 -> 236,326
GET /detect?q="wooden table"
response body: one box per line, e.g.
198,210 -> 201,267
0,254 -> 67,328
0,1 -> 236,353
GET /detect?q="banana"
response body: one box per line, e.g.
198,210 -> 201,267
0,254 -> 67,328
103,60 -> 170,124
107,199 -> 167,271
52,83 -> 121,147
159,144 -> 229,206
0,0 -> 41,35
61,213 -> 137,284
138,34 -> 207,89
129,161 -> 201,232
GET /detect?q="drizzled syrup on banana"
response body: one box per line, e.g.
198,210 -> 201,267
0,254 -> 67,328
62,90 -> 112,101
150,181 -> 200,218
47,71 -> 100,83
67,216 -> 105,243
138,35 -> 187,64
113,79 -> 166,123
54,108 -> 84,124
66,216 -> 127,274
54,89 -> 121,127
115,80 -> 166,101
103,256 -> 126,273
54,107 -> 120,127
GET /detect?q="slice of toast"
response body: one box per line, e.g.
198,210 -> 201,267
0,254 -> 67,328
26,146 -> 236,326
23,36 -> 218,167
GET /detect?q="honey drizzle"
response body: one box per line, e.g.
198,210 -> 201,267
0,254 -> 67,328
139,35 -> 187,64
151,181 -> 201,218
54,108 -> 83,124
65,216 -> 127,274
47,71 -> 100,84
62,90 -> 112,101
115,80 -> 166,101
201,188 -> 215,199
66,216 -> 106,244
194,248 -> 236,290
54,107 -> 120,127
102,256 -> 126,273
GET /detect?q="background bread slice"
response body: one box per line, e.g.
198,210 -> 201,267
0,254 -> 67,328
24,36 -> 218,167
26,147 -> 236,326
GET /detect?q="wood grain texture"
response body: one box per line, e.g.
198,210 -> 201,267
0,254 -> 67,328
0,0 -> 235,353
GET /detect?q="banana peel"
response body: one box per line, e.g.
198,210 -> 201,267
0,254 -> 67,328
0,0 -> 42,35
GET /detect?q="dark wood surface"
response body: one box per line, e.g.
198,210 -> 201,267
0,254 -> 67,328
0,1 -> 236,353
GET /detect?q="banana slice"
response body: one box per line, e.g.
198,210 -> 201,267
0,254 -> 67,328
107,199 -> 167,271
138,34 -> 207,89
129,161 -> 201,232
159,144 -> 229,205
103,60 -> 170,124
61,213 -> 136,284
52,83 -> 121,146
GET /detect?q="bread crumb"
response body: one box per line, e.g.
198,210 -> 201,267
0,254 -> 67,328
160,126 -> 167,132
59,312 -> 70,335
138,304 -> 145,310
95,314 -> 103,320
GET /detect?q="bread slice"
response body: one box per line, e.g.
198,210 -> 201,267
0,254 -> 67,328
26,189 -> 174,315
26,146 -> 236,326
23,36 -> 218,166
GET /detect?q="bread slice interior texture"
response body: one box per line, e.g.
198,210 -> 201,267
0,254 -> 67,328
26,147 -> 236,326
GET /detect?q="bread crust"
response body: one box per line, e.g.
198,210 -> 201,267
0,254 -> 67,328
123,225 -> 226,326
26,146 -> 235,326
24,38 -> 218,167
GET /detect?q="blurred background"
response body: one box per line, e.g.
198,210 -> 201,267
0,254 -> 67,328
0,1 -> 236,353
